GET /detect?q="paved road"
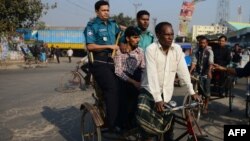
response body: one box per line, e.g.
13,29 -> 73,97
0,57 -> 248,141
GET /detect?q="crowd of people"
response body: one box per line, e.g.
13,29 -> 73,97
80,0 -> 250,140
0,34 -> 75,64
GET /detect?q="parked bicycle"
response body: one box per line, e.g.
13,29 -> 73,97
57,64 -> 88,93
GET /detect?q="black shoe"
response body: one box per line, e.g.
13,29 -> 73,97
224,92 -> 228,97
107,127 -> 122,135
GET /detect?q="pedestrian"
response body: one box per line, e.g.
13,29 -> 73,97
190,36 -> 214,113
139,22 -> 200,141
54,46 -> 61,64
231,43 -> 242,67
84,0 -> 121,133
40,46 -> 46,63
34,45 -> 41,64
67,47 -> 73,63
50,44 -> 55,60
114,26 -> 145,131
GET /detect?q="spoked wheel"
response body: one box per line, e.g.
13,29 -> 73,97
228,88 -> 234,112
81,109 -> 102,141
246,96 -> 250,118
227,77 -> 234,112
182,94 -> 201,122
57,71 -> 82,93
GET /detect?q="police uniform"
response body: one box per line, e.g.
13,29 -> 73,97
137,28 -> 154,51
84,17 -> 121,129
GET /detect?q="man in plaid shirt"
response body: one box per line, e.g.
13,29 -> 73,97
114,26 -> 145,131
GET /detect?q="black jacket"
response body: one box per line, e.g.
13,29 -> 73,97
213,45 -> 231,67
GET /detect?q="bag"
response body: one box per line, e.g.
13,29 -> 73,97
136,89 -> 173,135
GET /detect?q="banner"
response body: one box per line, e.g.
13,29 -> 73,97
0,38 -> 9,60
179,1 -> 195,21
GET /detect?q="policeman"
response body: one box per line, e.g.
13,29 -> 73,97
84,0 -> 120,131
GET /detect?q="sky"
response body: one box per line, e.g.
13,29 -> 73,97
41,0 -> 250,33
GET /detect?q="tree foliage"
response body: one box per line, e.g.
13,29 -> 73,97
111,13 -> 136,27
0,0 -> 56,33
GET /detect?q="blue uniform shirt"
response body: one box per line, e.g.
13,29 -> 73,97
137,28 -> 154,51
84,17 -> 120,46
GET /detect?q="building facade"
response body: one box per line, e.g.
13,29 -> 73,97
192,24 -> 227,41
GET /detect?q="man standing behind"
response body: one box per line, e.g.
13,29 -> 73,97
190,36 -> 214,113
120,10 -> 154,52
136,10 -> 154,51
54,46 -> 61,64
67,47 -> 73,63
84,0 -> 120,132
140,22 -> 200,141
213,35 -> 231,97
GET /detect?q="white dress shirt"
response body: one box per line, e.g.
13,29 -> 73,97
141,41 -> 195,103
67,49 -> 73,56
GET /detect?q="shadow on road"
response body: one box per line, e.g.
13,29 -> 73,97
41,106 -> 82,141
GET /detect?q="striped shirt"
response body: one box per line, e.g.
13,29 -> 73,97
114,47 -> 145,81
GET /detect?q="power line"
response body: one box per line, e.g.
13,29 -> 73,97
133,3 -> 142,18
65,0 -> 94,14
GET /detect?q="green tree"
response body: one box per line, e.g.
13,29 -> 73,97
34,21 -> 46,30
111,13 -> 136,27
0,0 -> 56,33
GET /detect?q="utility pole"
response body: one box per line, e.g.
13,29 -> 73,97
248,10 -> 250,23
152,18 -> 157,37
133,3 -> 142,18
153,18 -> 157,28
237,5 -> 242,22
216,0 -> 230,24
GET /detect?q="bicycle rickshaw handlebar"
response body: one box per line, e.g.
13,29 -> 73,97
164,101 -> 203,113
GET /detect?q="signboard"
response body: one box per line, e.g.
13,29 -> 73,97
179,1 -> 195,21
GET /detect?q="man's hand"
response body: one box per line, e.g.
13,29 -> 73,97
155,101 -> 165,112
132,81 -> 140,90
109,45 -> 119,50
208,71 -> 212,79
191,94 -> 202,103
213,64 -> 226,71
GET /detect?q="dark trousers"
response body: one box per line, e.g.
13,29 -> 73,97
56,55 -> 60,63
117,79 -> 139,129
89,61 -> 119,129
199,76 -> 211,98
212,71 -> 227,94
68,56 -> 71,63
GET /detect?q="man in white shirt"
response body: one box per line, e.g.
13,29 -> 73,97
140,22 -> 200,141
67,47 -> 73,63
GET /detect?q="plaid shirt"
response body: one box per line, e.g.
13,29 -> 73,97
114,47 -> 145,81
